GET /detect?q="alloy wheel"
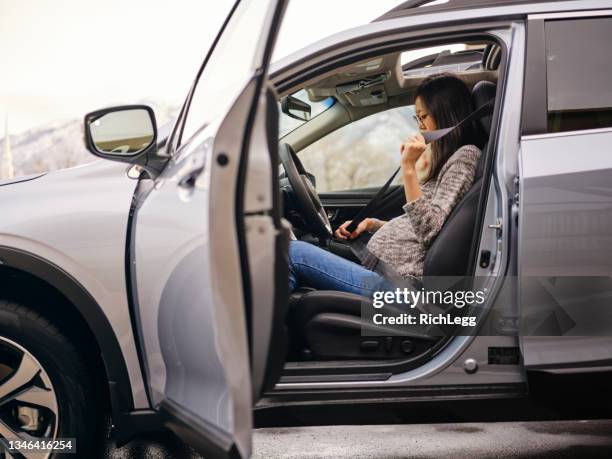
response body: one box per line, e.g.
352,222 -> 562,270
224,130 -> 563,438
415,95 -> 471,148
0,337 -> 59,459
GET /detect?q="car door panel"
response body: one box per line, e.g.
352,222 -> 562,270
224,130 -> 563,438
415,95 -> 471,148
518,15 -> 612,374
134,113 -> 252,457
131,0 -> 287,457
320,189 -> 379,225
320,184 -> 405,229
518,129 -> 612,371
242,88 -> 291,398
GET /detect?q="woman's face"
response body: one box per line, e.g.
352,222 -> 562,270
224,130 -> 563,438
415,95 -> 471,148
414,96 -> 437,132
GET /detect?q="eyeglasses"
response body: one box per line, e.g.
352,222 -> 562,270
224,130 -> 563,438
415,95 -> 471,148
413,112 -> 429,128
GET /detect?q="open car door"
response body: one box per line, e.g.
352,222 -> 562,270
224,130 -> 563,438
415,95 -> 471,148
130,1 -> 288,457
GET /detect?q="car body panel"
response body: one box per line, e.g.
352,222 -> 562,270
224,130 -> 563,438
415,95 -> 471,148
0,160 -> 148,408
0,173 -> 45,187
519,128 -> 612,370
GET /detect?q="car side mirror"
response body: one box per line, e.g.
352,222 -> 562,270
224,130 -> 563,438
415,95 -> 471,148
84,105 -> 157,162
280,95 -> 311,121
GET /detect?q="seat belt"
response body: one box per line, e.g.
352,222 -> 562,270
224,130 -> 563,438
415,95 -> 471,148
345,98 -> 494,234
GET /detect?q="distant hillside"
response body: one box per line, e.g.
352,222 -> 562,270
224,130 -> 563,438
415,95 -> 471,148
0,101 -> 177,177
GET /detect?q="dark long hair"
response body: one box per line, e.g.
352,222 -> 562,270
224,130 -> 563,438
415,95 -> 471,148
414,73 -> 483,179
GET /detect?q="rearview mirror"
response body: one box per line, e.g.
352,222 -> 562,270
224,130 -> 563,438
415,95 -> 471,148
280,95 -> 311,121
84,105 -> 157,159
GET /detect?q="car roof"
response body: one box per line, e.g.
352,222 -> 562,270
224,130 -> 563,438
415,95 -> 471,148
375,0 -> 591,22
270,0 -> 608,91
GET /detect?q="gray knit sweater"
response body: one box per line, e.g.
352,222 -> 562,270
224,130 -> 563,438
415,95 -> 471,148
365,144 -> 481,278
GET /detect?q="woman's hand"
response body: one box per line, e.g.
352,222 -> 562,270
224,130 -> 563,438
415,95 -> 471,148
334,218 -> 381,240
401,134 -> 426,203
400,133 -> 427,170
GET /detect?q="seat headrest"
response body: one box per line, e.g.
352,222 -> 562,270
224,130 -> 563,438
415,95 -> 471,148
471,81 -> 496,136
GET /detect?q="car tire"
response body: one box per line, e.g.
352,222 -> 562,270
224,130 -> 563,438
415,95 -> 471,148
0,298 -> 103,458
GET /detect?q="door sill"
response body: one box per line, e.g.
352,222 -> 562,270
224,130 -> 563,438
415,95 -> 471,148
279,371 -> 392,383
258,383 -> 528,409
281,340 -> 448,380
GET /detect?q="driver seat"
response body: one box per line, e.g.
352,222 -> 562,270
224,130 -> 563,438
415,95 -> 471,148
287,80 -> 497,361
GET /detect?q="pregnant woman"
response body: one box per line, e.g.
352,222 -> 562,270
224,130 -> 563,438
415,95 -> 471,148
289,73 -> 483,295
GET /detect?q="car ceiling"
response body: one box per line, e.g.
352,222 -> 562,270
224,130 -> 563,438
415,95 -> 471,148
302,44 -> 498,110
280,42 -> 500,151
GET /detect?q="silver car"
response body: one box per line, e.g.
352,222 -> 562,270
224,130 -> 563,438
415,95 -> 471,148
0,0 -> 611,457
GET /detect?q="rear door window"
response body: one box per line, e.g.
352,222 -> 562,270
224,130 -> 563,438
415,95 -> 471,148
545,17 -> 612,133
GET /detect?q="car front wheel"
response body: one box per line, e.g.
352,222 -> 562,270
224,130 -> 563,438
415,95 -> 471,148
0,299 -> 101,458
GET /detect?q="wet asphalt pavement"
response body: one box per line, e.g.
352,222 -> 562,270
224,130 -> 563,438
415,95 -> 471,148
104,431 -> 200,458
104,419 -> 612,458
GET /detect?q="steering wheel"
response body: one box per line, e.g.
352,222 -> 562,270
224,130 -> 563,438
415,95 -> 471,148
279,143 -> 332,238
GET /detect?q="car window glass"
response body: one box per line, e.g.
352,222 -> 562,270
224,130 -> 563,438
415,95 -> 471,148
179,0 -> 269,146
545,17 -> 612,133
298,106 -> 417,193
401,44 -> 485,77
279,89 -> 335,138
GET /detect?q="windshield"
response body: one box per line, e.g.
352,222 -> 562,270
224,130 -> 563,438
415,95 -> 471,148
279,89 -> 335,138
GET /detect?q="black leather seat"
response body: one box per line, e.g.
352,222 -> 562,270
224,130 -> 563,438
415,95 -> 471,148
288,80 -> 497,361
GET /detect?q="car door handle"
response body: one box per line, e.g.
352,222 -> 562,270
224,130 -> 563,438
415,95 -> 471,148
326,208 -> 339,221
178,166 -> 204,189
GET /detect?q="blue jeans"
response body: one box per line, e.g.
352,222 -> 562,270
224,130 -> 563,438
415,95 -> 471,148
289,240 -> 388,295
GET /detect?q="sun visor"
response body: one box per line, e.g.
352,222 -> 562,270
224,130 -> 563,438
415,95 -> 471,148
336,73 -> 390,107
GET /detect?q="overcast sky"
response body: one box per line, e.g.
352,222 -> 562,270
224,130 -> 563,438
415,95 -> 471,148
0,0 -> 405,136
